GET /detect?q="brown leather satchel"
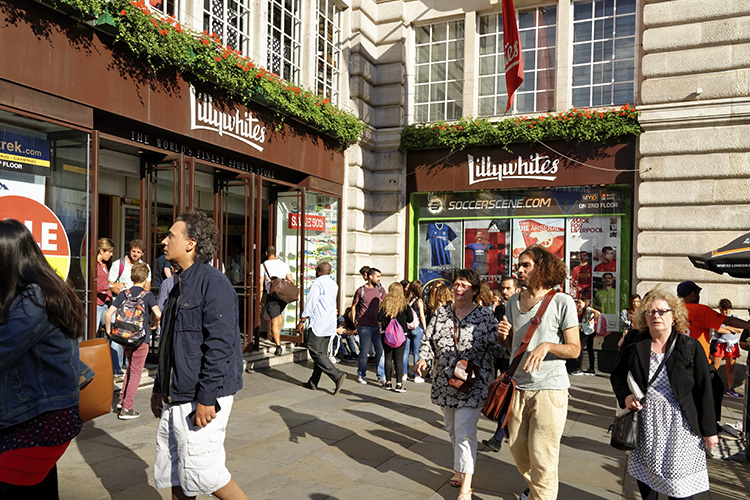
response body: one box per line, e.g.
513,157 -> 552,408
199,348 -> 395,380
263,263 -> 299,303
482,290 -> 557,427
447,309 -> 484,393
78,338 -> 114,422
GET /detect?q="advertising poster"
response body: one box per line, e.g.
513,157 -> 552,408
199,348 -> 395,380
418,220 -> 462,289
510,218 -> 565,272
566,217 -> 610,300
276,192 -> 302,332
591,218 -> 620,326
464,219 -> 509,288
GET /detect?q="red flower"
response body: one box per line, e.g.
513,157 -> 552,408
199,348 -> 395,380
201,39 -> 210,45
215,56 -> 221,62
120,9 -> 127,15
175,24 -> 183,34
458,126 -> 462,131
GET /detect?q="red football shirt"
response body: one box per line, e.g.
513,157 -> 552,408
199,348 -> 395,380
684,302 -> 726,361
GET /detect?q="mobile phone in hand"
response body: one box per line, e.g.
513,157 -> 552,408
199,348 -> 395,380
188,401 -> 222,427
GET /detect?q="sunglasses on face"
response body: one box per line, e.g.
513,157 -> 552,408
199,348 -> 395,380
645,309 -> 672,317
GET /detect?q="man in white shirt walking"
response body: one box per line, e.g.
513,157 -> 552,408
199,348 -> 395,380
297,262 -> 345,394
261,246 -> 294,356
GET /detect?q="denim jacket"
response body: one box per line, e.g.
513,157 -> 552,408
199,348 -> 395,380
156,260 -> 244,406
0,285 -> 94,428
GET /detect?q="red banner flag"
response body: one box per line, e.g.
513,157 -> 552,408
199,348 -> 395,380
502,0 -> 524,112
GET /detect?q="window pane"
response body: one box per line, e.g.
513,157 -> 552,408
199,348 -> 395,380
615,15 -> 635,37
415,84 -> 429,103
415,104 -> 428,122
479,35 -> 495,56
431,63 -> 446,81
573,66 -> 591,86
613,82 -> 633,104
447,81 -> 462,101
618,0 -> 636,14
416,25 -> 430,44
479,56 -> 496,76
614,60 -> 634,81
432,24 -> 446,42
479,15 -> 496,35
479,76 -> 495,96
614,37 -> 635,59
572,87 -> 590,107
573,44 -> 592,64
416,45 -> 430,64
432,42 -> 446,62
478,97 -> 495,116
574,21 -> 592,43
416,64 -> 430,83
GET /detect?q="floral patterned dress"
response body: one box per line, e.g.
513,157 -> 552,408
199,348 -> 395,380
419,304 -> 506,408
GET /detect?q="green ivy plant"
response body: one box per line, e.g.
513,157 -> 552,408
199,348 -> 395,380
401,105 -> 642,152
36,0 -> 365,149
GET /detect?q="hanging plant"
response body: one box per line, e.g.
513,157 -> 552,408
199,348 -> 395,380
34,0 -> 365,149
400,105 -> 642,152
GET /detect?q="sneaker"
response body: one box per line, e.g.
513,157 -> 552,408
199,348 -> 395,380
303,380 -> 317,390
377,377 -> 387,385
114,401 -> 123,413
725,388 -> 741,398
414,375 -> 425,384
342,355 -> 357,363
402,373 -> 408,382
382,381 -> 393,391
481,437 -> 502,452
274,345 -> 283,356
570,369 -> 584,376
584,370 -> 596,376
519,487 -> 530,500
393,384 -> 406,393
329,355 -> 339,364
118,408 -> 140,420
357,376 -> 368,385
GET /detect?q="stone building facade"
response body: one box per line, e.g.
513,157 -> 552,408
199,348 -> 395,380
637,0 -> 750,308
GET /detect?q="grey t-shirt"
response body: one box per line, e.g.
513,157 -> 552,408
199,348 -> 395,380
506,292 -> 579,391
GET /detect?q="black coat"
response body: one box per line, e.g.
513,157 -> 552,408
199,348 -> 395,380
610,329 -> 716,437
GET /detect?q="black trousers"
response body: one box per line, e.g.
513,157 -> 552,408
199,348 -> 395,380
578,331 -> 595,371
0,464 -> 59,499
709,364 -> 724,434
383,339 -> 406,384
637,479 -> 693,500
306,329 -> 342,387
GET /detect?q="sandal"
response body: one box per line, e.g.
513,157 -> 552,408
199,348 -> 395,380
457,489 -> 473,500
449,472 -> 462,487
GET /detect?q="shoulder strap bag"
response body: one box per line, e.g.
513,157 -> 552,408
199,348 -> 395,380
481,289 -> 557,427
263,262 -> 299,303
609,335 -> 676,450
447,307 -> 487,393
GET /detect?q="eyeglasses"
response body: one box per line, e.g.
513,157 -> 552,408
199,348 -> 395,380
645,309 -> 672,317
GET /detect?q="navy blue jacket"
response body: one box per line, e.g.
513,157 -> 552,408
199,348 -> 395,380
0,285 -> 94,428
156,260 -> 243,406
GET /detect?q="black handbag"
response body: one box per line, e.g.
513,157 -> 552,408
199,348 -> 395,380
609,336 -> 676,451
610,408 -> 640,450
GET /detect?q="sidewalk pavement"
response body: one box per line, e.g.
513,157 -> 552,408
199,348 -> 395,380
58,359 -> 749,499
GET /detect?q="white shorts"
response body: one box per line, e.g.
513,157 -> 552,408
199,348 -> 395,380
154,395 -> 234,496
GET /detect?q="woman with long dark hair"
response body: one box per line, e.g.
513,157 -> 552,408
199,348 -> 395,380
0,219 -> 91,498
403,280 -> 428,383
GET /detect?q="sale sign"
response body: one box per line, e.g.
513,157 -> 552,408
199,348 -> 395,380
288,213 -> 325,232
0,195 -> 71,279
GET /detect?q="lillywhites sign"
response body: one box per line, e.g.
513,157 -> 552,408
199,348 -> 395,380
190,86 -> 266,151
468,153 -> 560,185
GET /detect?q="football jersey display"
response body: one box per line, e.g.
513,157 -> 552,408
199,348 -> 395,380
427,223 -> 457,266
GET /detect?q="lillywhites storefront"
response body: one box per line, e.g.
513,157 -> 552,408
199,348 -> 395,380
408,139 -> 635,332
0,0 -> 344,348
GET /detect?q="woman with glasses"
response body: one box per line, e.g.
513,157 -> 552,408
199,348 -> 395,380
610,289 -> 717,500
416,269 -> 506,500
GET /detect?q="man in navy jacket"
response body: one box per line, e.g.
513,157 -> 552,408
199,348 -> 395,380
151,211 -> 247,500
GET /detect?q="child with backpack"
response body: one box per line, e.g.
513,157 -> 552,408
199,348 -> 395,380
104,262 -> 160,420
377,282 -> 413,393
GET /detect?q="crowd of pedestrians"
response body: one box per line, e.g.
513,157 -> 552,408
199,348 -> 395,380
3,209 -> 748,500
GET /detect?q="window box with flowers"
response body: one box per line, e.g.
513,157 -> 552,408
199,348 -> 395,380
400,106 -> 642,153
37,0 -> 365,149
